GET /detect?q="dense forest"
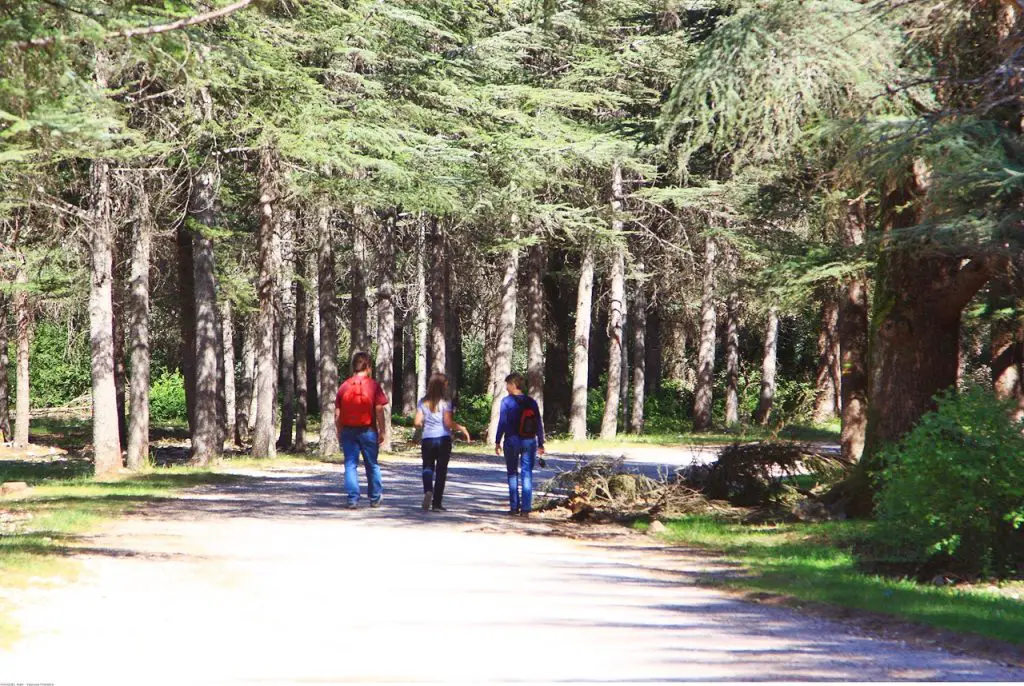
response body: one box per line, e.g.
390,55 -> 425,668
0,0 -> 1021,515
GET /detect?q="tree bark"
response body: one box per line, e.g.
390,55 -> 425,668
416,220 -> 428,400
190,169 -> 221,466
601,164 -> 627,439
693,236 -> 718,431
401,311 -> 417,414
89,155 -> 122,476
645,304 -> 663,396
754,307 -> 780,426
665,315 -> 690,386
293,251 -> 309,452
428,220 -> 447,374
0,297 -> 11,442
112,246 -> 128,452
991,268 -> 1023,422
277,214 -> 296,450
126,185 -> 152,470
376,221 -> 397,452
349,219 -> 369,357
487,246 -> 520,443
252,147 -> 281,459
569,247 -> 596,440
543,249 -> 572,431
629,275 -> 647,434
724,277 -> 741,427
221,296 -> 236,446
445,266 -> 463,403
812,292 -> 841,423
176,222 -> 198,433
13,264 -> 31,448
839,200 -> 869,465
236,318 -> 255,446
526,242 -> 545,412
317,203 -> 341,456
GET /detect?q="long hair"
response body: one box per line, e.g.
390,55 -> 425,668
423,373 -> 448,412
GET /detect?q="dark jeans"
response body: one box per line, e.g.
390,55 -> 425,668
421,436 -> 452,508
504,436 -> 537,513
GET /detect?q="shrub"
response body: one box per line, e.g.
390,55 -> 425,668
873,386 -> 1024,578
149,369 -> 188,423
455,393 -> 491,440
644,381 -> 694,434
8,322 -> 92,408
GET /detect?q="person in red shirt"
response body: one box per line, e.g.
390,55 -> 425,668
335,351 -> 389,508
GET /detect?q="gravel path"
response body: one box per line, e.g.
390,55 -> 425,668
2,456 -> 1022,684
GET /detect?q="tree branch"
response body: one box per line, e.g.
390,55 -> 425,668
947,254 -> 1007,313
14,0 -> 255,50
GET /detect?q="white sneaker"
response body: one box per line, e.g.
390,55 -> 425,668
422,491 -> 433,511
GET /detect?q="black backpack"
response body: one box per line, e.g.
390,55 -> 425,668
514,395 -> 539,439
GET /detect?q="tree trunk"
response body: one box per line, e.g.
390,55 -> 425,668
112,247 -> 128,452
0,297 -> 11,442
543,249 -> 572,431
349,219 -> 369,357
813,292 -> 841,423
252,147 -> 281,459
645,304 -> 663,396
277,215 -> 296,450
428,220 -> 447,374
221,296 -> 236,446
724,281 -> 741,427
176,222 -> 198,434
601,165 -> 627,439
401,311 -> 417,414
991,269 -> 1023,422
307,259 -> 320,419
526,243 -> 545,412
317,203 -> 341,456
190,169 -> 221,466
839,200 -> 869,465
754,307 -> 780,426
89,155 -> 123,476
416,220 -> 428,400
569,247 -> 596,440
693,236 -> 718,431
629,276 -> 647,434
487,246 -> 520,443
13,264 -> 31,448
293,251 -> 309,452
236,318 -> 255,446
375,222 -> 396,452
445,265 -> 463,404
214,298 -> 228,448
126,187 -> 152,470
665,315 -> 690,386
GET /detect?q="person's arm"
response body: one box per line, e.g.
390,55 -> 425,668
536,399 -> 546,455
374,381 -> 389,445
414,404 -> 425,429
494,397 -> 508,455
446,410 -> 471,442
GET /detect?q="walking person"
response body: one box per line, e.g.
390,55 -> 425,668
336,351 -> 390,508
494,373 -> 545,516
414,373 -> 471,512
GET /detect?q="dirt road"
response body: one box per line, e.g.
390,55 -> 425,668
2,457 -> 1021,684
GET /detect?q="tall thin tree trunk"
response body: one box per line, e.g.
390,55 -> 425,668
629,275 -> 647,434
221,297 -> 236,446
252,147 -> 281,459
214,300 -> 228,448
755,307 -> 780,426
402,311 -> 417,414
190,169 -> 221,466
350,219 -> 369,357
991,268 -> 1023,422
317,203 -> 341,456
526,243 -> 545,412
236,318 -> 255,445
487,246 -> 520,442
13,264 -> 31,448
645,305 -> 663,396
294,252 -> 309,452
543,249 -> 572,431
416,220 -> 428,400
840,200 -> 869,464
813,293 -> 841,423
112,248 -> 128,451
176,223 -> 197,433
724,276 -> 741,427
126,185 -> 152,470
376,221 -> 396,452
665,316 -> 690,386
569,247 -> 596,440
308,256 -> 320,418
428,220 -> 447,374
89,154 -> 122,476
277,215 -> 296,450
601,164 -> 627,439
693,236 -> 718,431
0,297 -> 11,442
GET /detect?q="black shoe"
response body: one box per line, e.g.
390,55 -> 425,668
432,505 -> 447,512
508,509 -> 520,516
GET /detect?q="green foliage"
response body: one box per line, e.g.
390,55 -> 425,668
149,369 -> 188,424
9,321 -> 92,409
454,393 -> 491,440
643,382 -> 694,434
873,386 -> 1024,578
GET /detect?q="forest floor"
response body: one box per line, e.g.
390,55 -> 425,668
2,452 -> 1023,684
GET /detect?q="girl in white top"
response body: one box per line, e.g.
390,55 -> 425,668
414,373 -> 471,511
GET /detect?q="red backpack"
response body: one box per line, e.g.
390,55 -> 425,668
515,396 -> 539,439
338,376 -> 376,428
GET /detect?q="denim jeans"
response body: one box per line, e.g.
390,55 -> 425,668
421,436 -> 452,508
340,427 -> 382,505
503,436 -> 537,513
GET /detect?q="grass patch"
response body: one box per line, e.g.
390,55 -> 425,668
654,516 -> 1024,645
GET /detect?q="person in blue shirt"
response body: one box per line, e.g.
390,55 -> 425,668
494,373 -> 545,516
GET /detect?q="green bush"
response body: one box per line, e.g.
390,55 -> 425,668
644,381 -> 694,434
873,386 -> 1024,578
8,322 -> 92,409
149,369 -> 188,423
455,393 -> 491,440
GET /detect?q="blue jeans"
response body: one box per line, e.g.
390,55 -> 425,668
340,427 -> 382,505
504,436 -> 537,513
